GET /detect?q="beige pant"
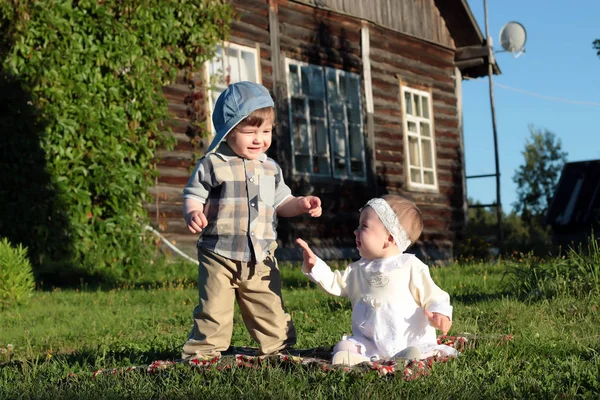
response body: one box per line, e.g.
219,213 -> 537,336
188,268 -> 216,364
182,247 -> 296,358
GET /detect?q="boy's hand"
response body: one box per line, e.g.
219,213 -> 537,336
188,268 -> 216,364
296,238 -> 317,272
299,196 -> 322,217
185,210 -> 208,233
424,310 -> 452,335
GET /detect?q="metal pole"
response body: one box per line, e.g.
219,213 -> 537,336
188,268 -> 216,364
484,0 -> 504,247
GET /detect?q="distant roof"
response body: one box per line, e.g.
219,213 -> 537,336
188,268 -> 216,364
546,160 -> 600,227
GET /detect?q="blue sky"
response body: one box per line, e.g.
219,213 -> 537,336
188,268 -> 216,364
462,0 -> 600,213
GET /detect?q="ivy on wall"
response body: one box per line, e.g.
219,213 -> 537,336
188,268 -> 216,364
0,0 -> 232,283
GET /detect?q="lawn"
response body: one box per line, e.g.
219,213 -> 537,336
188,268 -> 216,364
1,258 -> 600,399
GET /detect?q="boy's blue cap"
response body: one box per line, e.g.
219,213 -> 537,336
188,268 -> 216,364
206,81 -> 275,154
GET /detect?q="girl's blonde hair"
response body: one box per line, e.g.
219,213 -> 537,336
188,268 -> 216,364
381,194 -> 423,243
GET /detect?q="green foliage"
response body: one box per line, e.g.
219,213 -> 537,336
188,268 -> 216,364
505,235 -> 600,300
512,125 -> 567,219
594,38 -> 600,57
502,210 -> 553,256
460,199 -> 552,259
0,237 -> 35,308
459,201 -> 498,260
0,1 -> 232,282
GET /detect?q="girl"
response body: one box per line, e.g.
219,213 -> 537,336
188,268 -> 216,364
296,195 -> 456,365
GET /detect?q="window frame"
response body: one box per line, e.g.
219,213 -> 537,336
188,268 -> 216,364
400,85 -> 438,192
204,41 -> 262,134
285,58 -> 367,181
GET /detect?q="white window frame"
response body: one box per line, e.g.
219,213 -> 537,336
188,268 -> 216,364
285,58 -> 366,181
204,42 -> 261,133
400,85 -> 438,191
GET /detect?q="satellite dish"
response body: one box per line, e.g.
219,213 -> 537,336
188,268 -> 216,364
499,22 -> 527,57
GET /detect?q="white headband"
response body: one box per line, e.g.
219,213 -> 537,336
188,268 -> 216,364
361,198 -> 411,253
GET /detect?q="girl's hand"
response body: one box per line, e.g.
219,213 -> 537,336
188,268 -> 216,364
185,210 -> 208,233
298,196 -> 322,217
296,238 -> 317,272
424,310 -> 452,335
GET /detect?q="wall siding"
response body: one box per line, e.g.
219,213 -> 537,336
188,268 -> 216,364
290,0 -> 454,48
368,22 -> 465,258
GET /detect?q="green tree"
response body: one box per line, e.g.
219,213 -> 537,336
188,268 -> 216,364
512,125 -> 568,221
461,198 -> 551,259
594,39 -> 600,57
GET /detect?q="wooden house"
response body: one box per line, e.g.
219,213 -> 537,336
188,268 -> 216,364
149,0 -> 496,262
546,160 -> 600,248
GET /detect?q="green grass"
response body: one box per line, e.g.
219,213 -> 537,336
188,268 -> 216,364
1,260 -> 600,399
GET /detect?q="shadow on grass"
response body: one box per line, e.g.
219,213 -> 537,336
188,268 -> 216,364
34,258 -> 198,292
51,347 -> 183,368
279,264 -> 316,290
281,275 -> 315,290
451,291 -> 513,305
7,345 -> 336,371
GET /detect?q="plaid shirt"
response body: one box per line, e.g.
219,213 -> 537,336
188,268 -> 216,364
184,143 -> 292,262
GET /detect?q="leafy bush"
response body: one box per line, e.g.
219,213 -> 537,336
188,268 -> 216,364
461,201 -> 553,260
0,238 -> 35,308
455,236 -> 495,262
0,1 -> 232,282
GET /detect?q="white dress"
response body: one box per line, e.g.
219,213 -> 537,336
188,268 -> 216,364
304,253 -> 457,360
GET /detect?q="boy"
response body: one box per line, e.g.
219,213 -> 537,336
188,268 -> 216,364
182,81 -> 322,360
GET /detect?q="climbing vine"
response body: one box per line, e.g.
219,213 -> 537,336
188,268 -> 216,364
0,0 -> 232,282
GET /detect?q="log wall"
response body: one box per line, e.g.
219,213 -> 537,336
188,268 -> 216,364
149,0 -> 467,261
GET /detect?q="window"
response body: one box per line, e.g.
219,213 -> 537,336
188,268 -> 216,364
286,59 -> 366,180
401,86 -> 437,190
206,42 -> 260,128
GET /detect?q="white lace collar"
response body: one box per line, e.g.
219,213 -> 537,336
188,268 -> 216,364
356,253 -> 411,273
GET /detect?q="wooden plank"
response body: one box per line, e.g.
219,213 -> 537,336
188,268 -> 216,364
370,23 -> 454,59
157,158 -> 195,169
287,0 -> 456,48
421,0 -> 432,42
269,0 -> 282,88
279,20 -> 361,45
455,44 -> 489,61
229,22 -> 270,43
232,0 -> 270,16
362,23 -> 377,194
456,58 -> 485,70
232,12 -> 269,31
370,44 -> 454,72
371,67 -> 455,93
279,2 -> 362,35
162,85 -> 191,99
280,25 -> 360,55
370,66 -> 454,90
157,175 -> 190,185
280,40 -> 363,70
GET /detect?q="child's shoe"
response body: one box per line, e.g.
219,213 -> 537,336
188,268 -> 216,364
393,346 -> 421,361
331,350 -> 371,366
